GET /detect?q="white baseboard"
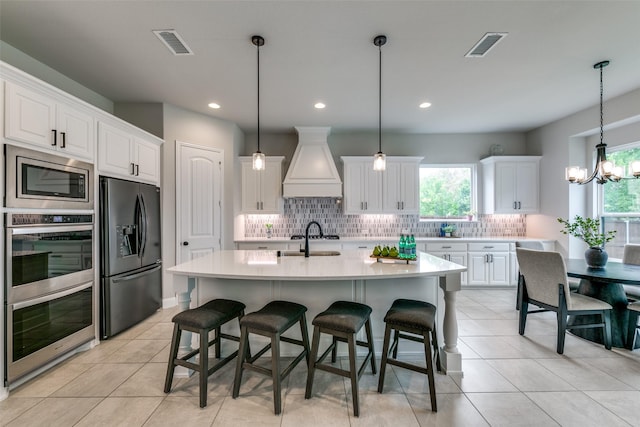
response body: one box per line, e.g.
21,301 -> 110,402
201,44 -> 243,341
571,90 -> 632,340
163,296 -> 177,309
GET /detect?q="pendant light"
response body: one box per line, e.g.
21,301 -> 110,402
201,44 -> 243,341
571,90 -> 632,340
565,60 -> 640,184
373,35 -> 387,171
252,35 -> 266,170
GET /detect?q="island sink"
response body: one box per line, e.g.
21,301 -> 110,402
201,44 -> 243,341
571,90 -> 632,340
280,250 -> 341,257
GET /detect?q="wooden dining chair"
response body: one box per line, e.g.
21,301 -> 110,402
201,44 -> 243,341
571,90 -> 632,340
516,248 -> 613,354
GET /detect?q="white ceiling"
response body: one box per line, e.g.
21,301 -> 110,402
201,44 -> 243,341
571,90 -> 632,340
1,0 -> 639,135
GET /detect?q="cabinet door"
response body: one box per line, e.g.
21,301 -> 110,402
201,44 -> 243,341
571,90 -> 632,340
57,103 -> 94,160
489,252 -> 510,285
494,162 -> 517,212
343,162 -> 368,213
449,252 -> 468,285
383,162 -> 402,212
240,161 -> 261,213
5,82 -> 56,147
467,253 -> 489,285
363,166 -> 383,212
98,122 -> 135,177
510,252 -> 519,285
133,138 -> 161,184
259,159 -> 282,213
399,162 -> 420,213
515,161 -> 539,212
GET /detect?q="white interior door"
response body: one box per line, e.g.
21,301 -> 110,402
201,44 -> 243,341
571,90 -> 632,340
176,142 -> 223,263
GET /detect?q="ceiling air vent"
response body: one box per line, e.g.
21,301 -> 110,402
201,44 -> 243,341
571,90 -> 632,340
153,29 -> 194,55
465,32 -> 507,58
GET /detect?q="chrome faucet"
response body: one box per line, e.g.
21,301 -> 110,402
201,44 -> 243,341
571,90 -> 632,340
304,221 -> 323,257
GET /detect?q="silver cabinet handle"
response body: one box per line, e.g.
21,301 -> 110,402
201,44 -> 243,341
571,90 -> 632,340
61,131 -> 66,148
365,201 -> 368,210
51,129 -> 57,146
397,201 -> 400,209
131,163 -> 136,175
484,246 -> 494,249
518,201 -> 522,209
442,246 -> 452,249
135,164 -> 139,176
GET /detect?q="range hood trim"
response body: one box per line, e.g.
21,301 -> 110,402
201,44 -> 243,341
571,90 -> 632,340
282,126 -> 343,198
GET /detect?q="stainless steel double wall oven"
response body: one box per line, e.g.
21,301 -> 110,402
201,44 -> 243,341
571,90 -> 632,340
4,145 -> 95,385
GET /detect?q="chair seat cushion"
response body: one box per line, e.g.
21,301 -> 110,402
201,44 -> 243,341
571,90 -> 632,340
312,301 -> 372,333
629,302 -> 640,313
623,284 -> 640,301
172,298 -> 246,330
569,293 -> 612,311
240,300 -> 307,333
384,299 -> 436,331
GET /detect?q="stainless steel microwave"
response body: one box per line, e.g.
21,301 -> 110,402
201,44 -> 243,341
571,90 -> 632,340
5,145 -> 94,209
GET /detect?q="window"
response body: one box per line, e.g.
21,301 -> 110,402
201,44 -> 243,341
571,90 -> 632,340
599,143 -> 640,259
419,164 -> 476,220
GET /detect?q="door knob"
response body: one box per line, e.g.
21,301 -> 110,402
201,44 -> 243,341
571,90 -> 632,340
182,241 -> 189,246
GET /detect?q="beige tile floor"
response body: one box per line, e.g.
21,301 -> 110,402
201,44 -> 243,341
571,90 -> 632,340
2,289 -> 640,426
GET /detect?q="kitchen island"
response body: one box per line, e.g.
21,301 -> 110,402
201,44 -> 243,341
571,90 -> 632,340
168,249 -> 466,374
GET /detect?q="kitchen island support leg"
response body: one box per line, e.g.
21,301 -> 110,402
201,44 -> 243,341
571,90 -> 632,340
172,276 -> 196,377
439,273 -> 462,375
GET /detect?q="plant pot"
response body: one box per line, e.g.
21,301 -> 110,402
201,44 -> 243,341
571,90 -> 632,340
445,232 -> 451,237
585,247 -> 608,269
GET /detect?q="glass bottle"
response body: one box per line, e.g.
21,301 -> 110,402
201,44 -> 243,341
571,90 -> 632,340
409,234 -> 416,258
399,234 -> 406,259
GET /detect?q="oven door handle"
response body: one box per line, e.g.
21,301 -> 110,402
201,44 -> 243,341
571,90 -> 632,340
9,224 -> 93,235
12,281 -> 93,310
111,264 -> 162,283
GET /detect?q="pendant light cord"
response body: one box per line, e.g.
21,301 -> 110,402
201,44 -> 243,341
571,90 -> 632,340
378,42 -> 382,153
257,40 -> 261,153
599,63 -> 604,146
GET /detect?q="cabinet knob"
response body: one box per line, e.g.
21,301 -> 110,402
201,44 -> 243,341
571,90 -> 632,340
182,241 -> 189,246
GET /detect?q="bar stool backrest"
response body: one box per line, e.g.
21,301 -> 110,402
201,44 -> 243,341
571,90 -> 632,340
623,244 -> 640,266
516,248 -> 572,308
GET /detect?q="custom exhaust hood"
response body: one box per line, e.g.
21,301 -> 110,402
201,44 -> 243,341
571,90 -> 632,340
282,127 -> 342,198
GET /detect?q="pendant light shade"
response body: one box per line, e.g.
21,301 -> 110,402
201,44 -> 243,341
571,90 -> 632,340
252,35 -> 266,171
373,35 -> 387,171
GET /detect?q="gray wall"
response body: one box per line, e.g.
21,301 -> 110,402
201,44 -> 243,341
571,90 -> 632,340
0,41 -> 114,113
526,87 -> 640,257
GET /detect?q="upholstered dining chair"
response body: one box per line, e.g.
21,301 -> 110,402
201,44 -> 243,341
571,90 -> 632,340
515,241 -> 544,310
516,248 -> 612,354
622,244 -> 640,300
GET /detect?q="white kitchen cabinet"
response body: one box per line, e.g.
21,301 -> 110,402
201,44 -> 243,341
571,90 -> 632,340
425,242 -> 468,285
480,156 -> 541,214
98,121 -> 161,185
240,156 -> 284,214
5,81 -> 95,160
467,242 -> 510,286
383,157 -> 423,214
341,157 -> 383,214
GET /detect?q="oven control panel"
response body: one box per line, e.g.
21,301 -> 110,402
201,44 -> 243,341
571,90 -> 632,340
6,213 -> 94,227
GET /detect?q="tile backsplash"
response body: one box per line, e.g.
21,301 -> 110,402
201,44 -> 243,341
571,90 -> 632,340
244,198 -> 526,238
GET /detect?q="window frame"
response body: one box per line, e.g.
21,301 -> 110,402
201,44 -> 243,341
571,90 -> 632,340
418,163 -> 478,222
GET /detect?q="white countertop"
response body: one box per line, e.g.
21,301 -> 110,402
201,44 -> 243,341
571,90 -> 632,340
167,249 -> 466,281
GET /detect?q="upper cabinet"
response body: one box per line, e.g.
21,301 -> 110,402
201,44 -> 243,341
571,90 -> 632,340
342,156 -> 422,214
98,121 -> 161,185
341,157 -> 383,214
4,81 -> 95,161
240,156 -> 284,214
383,157 -> 423,214
480,156 -> 541,214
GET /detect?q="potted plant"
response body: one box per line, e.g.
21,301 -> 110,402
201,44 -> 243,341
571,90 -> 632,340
465,210 -> 476,221
265,223 -> 273,238
557,215 -> 616,268
442,224 -> 457,237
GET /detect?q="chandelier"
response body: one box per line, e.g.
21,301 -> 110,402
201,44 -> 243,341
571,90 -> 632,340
373,35 -> 387,171
566,61 -> 640,184
252,35 -> 266,171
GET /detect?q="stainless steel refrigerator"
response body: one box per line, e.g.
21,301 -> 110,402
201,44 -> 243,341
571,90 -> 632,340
99,176 -> 162,338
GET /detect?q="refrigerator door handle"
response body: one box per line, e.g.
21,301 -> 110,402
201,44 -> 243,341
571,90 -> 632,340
139,193 -> 148,258
111,264 -> 162,283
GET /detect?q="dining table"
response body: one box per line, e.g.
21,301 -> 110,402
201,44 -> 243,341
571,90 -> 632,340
565,258 -> 640,349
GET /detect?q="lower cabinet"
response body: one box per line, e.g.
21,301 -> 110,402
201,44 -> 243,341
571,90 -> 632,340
424,242 -> 467,285
467,243 -> 511,286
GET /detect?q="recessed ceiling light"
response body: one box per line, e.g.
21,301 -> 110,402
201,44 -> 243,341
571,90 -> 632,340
314,102 -> 326,109
208,102 -> 221,109
419,102 -> 432,109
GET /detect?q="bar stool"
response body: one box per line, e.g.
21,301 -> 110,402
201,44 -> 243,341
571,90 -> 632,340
232,300 -> 310,415
305,301 -> 376,417
164,298 -> 246,408
377,299 -> 441,412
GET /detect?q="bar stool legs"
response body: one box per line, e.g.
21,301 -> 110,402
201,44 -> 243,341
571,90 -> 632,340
164,299 -> 246,408
305,301 -> 376,417
377,299 -> 440,412
232,301 -> 310,415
